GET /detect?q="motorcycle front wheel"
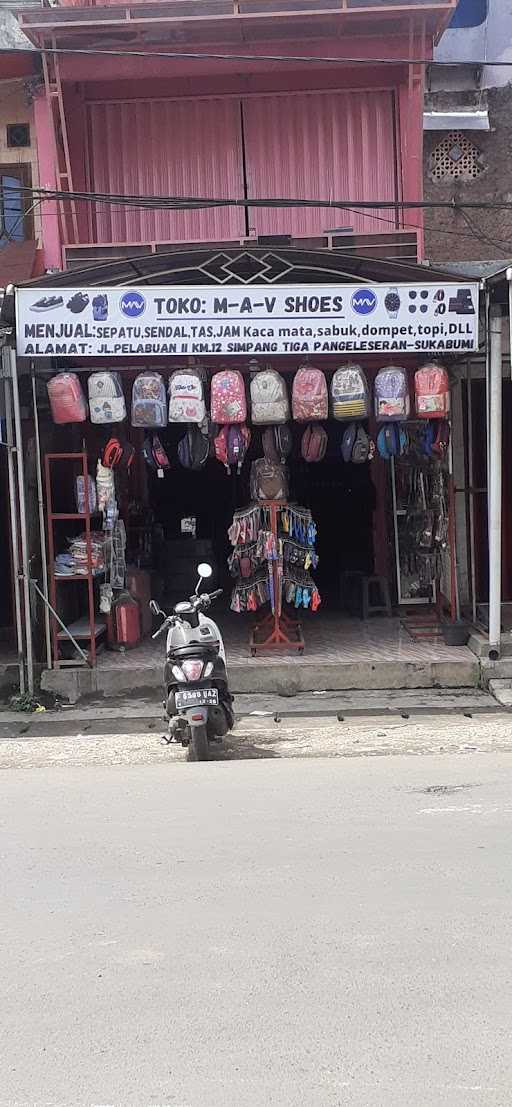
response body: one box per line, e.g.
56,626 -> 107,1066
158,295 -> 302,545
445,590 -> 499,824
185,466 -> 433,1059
188,724 -> 209,762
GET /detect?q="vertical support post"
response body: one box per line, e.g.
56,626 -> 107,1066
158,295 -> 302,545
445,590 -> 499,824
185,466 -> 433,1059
7,347 -> 34,694
1,349 -> 25,694
488,305 -> 502,658
466,359 -> 478,626
31,371 -> 52,671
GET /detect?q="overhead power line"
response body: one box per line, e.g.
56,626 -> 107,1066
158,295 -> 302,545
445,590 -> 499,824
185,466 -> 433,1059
2,44 -> 512,67
6,182 -> 512,213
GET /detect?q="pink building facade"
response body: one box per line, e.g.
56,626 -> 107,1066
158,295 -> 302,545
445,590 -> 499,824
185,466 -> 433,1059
18,0 -> 457,271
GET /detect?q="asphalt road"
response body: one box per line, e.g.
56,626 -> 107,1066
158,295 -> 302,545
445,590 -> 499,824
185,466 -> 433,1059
2,752 -> 512,1107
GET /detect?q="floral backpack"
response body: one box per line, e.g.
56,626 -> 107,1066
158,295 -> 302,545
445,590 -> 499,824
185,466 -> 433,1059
211,369 -> 247,424
374,367 -> 410,421
131,372 -> 167,427
250,369 -> 289,425
292,365 -> 328,422
415,363 -> 450,418
168,370 -> 206,424
88,371 -> 126,424
47,372 -> 87,425
330,364 -> 369,421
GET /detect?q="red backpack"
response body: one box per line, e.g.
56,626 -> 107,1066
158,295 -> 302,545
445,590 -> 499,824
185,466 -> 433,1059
211,369 -> 247,424
214,424 -> 251,473
301,424 -> 328,462
292,365 -> 328,422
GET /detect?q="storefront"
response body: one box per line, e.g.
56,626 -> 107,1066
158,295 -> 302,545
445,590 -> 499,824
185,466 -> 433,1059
2,247 -> 481,696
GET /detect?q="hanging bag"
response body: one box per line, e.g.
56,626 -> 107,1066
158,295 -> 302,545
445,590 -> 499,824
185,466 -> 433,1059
301,424 -> 328,463
168,369 -> 205,424
374,366 -> 410,421
331,364 -> 369,421
292,365 -> 328,422
211,369 -> 247,424
414,362 -> 450,418
250,458 -> 288,501
88,371 -> 126,424
131,372 -> 167,427
250,369 -> 289,425
47,372 -> 87,424
214,424 -> 251,473
262,424 -> 293,464
178,426 -> 210,470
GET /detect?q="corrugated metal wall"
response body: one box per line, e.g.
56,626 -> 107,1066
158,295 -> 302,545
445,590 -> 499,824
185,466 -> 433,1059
87,89 -> 398,245
88,98 -> 245,243
242,90 -> 398,238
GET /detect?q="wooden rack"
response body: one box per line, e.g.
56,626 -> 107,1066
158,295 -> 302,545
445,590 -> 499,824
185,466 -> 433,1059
45,452 -> 106,668
250,500 -> 305,656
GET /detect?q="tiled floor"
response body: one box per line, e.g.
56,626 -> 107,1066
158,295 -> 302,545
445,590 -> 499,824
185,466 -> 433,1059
97,612 -> 474,670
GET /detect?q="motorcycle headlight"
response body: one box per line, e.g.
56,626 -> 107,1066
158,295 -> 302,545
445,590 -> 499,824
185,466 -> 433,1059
203,661 -> 214,678
181,659 -> 204,682
171,664 -> 185,681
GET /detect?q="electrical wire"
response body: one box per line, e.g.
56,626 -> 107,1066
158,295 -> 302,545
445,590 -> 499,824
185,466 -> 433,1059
2,44 -> 512,68
5,181 -> 512,213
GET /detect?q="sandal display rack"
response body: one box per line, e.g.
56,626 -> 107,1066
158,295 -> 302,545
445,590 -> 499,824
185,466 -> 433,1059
228,499 -> 320,656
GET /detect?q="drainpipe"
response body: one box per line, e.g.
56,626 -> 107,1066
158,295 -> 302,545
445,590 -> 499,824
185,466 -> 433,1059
488,304 -> 502,660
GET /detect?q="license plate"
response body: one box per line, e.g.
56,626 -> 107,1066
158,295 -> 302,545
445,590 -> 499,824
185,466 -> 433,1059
175,687 -> 219,710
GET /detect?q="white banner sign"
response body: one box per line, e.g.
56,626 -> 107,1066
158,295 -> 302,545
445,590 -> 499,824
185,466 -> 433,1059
15,282 -> 479,358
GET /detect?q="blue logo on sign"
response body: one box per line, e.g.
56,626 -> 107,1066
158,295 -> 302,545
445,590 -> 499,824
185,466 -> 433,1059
351,288 -> 377,315
120,290 -> 146,318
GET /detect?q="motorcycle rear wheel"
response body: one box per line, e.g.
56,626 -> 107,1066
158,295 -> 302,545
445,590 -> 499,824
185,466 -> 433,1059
188,724 -> 209,762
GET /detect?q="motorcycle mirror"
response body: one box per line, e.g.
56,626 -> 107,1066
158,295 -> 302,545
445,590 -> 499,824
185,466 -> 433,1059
197,563 -> 213,579
149,600 -> 161,616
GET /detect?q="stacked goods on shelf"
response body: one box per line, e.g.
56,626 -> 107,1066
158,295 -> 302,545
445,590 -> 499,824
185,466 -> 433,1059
54,532 -> 106,577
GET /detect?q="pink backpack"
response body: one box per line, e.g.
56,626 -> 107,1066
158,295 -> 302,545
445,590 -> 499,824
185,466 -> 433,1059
211,370 -> 247,424
47,372 -> 87,424
292,365 -> 328,422
415,363 -> 450,418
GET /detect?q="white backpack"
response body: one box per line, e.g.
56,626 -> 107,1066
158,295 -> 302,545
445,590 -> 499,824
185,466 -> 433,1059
168,370 -> 205,424
250,369 -> 289,425
88,371 -> 126,424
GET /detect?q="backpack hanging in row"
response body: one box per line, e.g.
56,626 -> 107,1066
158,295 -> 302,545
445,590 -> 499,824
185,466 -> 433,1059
250,369 -> 289,425
88,371 -> 126,424
292,365 -> 329,422
374,367 -> 410,421
341,423 -> 371,464
415,363 -> 450,418
331,364 -> 369,421
211,369 -> 247,425
47,373 -> 87,424
178,425 -> 210,470
168,370 -> 206,424
132,372 -> 167,427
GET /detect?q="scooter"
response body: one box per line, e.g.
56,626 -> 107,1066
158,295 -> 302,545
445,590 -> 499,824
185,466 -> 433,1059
150,563 -> 234,761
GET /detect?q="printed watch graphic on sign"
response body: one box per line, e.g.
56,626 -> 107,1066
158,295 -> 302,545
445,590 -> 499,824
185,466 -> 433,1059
351,288 -> 377,315
119,290 -> 146,318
